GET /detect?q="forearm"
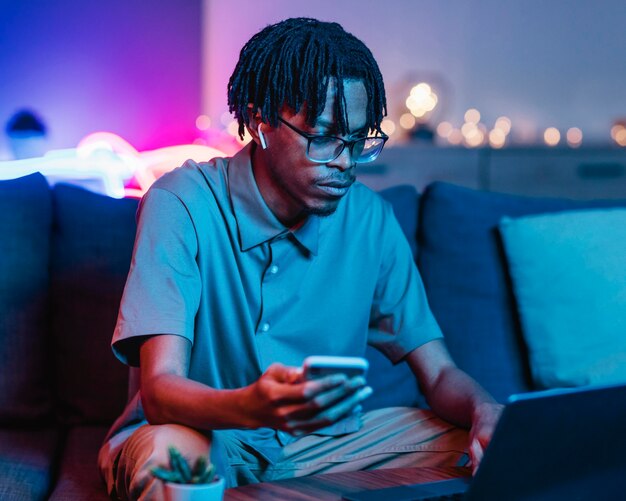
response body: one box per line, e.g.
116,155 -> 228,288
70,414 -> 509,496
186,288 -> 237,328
405,340 -> 497,428
406,339 -> 503,471
423,366 -> 497,429
141,373 -> 255,430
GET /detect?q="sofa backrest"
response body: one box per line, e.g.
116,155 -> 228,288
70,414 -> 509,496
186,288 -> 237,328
0,173 -> 53,425
50,184 -> 138,425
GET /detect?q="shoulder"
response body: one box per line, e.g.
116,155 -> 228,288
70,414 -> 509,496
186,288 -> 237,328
151,157 -> 229,199
137,156 -> 238,243
141,156 -> 232,218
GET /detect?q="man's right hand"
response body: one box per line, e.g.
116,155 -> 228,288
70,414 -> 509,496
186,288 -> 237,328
243,363 -> 372,434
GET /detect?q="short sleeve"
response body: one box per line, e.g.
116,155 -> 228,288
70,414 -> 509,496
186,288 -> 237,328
368,200 -> 443,363
112,188 -> 201,366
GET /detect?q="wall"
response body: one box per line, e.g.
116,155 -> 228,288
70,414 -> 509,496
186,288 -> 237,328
0,0 -> 202,156
203,0 -> 626,146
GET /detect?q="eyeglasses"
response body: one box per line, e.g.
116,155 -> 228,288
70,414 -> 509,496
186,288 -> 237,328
277,117 -> 388,164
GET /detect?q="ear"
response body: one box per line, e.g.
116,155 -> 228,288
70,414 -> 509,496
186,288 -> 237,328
245,105 -> 267,149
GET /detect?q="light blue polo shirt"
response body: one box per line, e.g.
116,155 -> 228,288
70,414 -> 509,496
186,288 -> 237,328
109,142 -> 442,439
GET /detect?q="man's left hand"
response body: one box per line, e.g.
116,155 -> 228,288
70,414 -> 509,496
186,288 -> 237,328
468,402 -> 504,474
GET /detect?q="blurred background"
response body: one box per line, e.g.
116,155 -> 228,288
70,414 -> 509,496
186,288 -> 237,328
2,0 -> 626,197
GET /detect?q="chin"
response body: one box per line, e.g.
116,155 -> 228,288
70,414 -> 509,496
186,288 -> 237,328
304,202 -> 340,218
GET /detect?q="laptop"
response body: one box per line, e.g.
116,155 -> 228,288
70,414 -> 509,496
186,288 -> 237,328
343,382 -> 626,500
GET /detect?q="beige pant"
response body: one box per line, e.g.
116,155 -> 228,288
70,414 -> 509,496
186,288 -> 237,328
98,407 -> 469,501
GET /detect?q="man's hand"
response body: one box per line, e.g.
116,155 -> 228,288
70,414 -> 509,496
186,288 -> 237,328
468,402 -> 504,474
244,363 -> 372,434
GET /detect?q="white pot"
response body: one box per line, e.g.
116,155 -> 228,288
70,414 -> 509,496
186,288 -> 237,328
164,476 -> 226,501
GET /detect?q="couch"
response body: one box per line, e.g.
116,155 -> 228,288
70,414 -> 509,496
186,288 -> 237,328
2,171 -> 625,500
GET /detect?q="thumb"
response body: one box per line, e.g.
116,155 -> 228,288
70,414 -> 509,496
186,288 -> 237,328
469,439 -> 484,475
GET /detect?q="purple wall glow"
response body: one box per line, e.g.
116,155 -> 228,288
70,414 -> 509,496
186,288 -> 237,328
0,0 -> 202,155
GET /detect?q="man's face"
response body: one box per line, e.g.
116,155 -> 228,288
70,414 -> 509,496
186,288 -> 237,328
252,79 -> 368,226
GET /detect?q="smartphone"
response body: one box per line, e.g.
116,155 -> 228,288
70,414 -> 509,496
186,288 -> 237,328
302,356 -> 369,380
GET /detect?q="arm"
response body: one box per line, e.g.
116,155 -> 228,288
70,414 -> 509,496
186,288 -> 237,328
406,339 -> 503,472
139,334 -> 371,434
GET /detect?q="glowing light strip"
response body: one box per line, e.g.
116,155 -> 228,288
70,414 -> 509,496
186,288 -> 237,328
0,132 -> 227,198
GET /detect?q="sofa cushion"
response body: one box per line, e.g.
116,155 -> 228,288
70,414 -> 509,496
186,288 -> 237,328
364,185 -> 424,410
0,426 -> 60,500
418,182 -> 626,402
0,172 -> 53,424
51,184 -> 139,425
48,426 -> 111,501
499,209 -> 626,388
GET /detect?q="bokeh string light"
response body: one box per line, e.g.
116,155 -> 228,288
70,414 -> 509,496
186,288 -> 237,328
544,127 -> 561,147
434,109 -> 514,148
566,127 -> 583,148
405,83 -> 439,121
611,123 -> 626,147
387,80 -> 602,149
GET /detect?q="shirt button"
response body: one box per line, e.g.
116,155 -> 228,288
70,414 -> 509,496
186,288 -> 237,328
269,265 -> 279,274
260,322 -> 270,333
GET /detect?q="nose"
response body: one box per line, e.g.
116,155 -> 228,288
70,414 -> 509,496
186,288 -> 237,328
328,144 -> 356,172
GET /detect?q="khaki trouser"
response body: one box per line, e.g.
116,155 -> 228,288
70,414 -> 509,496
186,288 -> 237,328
98,407 -> 469,501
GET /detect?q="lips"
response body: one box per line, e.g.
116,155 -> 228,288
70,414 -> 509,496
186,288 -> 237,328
317,181 -> 354,197
319,182 -> 353,189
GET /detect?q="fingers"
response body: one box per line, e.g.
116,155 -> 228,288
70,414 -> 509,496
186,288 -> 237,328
303,374 -> 363,399
269,375 -> 366,419
469,439 -> 483,476
285,376 -> 365,420
286,385 -> 373,434
467,401 -> 504,475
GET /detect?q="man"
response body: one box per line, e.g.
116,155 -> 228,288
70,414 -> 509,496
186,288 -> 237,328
99,17 -> 502,500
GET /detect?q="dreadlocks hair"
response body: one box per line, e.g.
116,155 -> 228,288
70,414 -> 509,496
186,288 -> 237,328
227,17 -> 387,140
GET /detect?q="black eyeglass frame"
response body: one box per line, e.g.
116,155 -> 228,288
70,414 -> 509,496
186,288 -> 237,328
276,117 -> 388,164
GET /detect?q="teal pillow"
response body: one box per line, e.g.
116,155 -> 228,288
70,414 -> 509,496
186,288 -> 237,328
499,209 -> 626,389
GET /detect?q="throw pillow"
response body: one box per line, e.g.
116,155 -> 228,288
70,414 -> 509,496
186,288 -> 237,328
499,209 -> 626,388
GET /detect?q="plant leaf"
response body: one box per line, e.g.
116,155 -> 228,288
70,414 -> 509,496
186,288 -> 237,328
170,447 -> 193,483
192,455 -> 207,476
150,467 -> 183,484
168,446 -> 179,472
198,464 -> 215,484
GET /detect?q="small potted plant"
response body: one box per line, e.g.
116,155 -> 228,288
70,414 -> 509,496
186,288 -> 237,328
151,446 -> 225,501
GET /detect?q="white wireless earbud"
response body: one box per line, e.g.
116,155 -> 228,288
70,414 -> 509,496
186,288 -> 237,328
258,125 -> 268,150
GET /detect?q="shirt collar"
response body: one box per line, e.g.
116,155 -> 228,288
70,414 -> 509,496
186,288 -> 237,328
228,143 -> 319,255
